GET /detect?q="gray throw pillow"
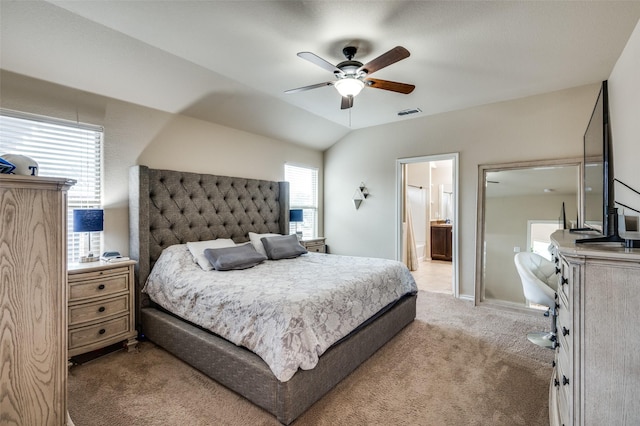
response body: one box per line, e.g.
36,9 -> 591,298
261,234 -> 308,260
204,244 -> 267,271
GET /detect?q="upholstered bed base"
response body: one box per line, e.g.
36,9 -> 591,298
141,295 -> 416,424
129,165 -> 416,424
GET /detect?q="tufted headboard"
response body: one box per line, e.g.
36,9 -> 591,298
129,165 -> 289,322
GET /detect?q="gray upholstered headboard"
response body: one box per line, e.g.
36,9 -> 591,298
129,165 -> 289,322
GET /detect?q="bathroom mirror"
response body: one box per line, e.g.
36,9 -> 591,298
475,158 -> 581,310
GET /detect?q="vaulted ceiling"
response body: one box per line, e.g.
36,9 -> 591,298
2,1 -> 640,150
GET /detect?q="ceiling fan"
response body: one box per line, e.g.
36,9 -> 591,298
285,45 -> 415,110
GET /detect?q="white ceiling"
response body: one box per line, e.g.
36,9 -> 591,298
2,1 -> 640,151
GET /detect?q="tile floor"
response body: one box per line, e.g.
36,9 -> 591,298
411,259 -> 453,294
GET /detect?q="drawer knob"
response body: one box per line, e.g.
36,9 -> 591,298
98,306 -> 106,313
562,375 -> 570,386
98,284 -> 105,290
562,326 -> 570,336
99,329 -> 106,335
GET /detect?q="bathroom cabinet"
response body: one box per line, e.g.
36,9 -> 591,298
430,223 -> 452,261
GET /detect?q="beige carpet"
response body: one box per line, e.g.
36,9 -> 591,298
68,291 -> 553,425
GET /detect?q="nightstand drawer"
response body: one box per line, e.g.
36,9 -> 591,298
69,315 -> 129,350
69,274 -> 128,301
69,265 -> 132,282
69,295 -> 129,327
302,238 -> 326,253
305,243 -> 326,253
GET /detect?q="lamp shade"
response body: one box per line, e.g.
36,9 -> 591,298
334,78 -> 365,97
289,209 -> 303,223
73,209 -> 104,232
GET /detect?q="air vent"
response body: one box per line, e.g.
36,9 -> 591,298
397,108 -> 422,116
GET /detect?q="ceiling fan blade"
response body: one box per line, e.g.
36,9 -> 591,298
358,46 -> 410,75
297,52 -> 343,75
341,96 -> 354,110
365,78 -> 415,94
284,81 -> 333,94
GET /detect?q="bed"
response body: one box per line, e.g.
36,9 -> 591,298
129,165 -> 417,424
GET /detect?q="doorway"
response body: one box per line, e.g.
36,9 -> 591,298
396,153 -> 459,297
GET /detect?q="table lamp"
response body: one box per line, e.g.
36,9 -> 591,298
73,209 -> 103,262
289,209 -> 303,240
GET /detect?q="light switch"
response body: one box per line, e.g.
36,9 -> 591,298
513,246 -> 520,253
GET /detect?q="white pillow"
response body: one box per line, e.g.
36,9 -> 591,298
248,232 -> 280,257
187,239 -> 236,271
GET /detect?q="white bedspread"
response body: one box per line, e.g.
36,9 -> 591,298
143,244 -> 417,382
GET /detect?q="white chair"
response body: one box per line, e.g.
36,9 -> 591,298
514,252 -> 558,348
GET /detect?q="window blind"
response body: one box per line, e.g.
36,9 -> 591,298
0,109 -> 103,262
285,164 -> 318,238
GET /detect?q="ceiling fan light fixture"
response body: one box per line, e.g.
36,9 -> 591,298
334,77 -> 365,97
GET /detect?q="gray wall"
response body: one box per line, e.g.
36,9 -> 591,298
610,20 -> 640,217
324,84 -> 601,298
0,71 -> 324,256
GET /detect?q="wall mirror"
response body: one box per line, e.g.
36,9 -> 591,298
475,158 -> 582,310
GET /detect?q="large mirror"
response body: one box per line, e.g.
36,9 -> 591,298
475,158 -> 582,310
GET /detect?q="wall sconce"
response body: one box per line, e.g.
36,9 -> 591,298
73,208 -> 103,262
353,182 -> 369,210
289,209 -> 304,239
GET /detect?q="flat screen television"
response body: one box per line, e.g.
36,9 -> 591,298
577,80 -> 623,244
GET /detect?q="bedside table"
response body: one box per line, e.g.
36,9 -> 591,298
67,260 -> 138,358
301,237 -> 327,253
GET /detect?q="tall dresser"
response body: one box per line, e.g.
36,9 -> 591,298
0,175 -> 75,425
550,230 -> 640,425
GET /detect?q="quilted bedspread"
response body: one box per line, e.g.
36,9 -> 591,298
143,244 -> 417,382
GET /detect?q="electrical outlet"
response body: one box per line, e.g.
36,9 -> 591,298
513,246 -> 520,253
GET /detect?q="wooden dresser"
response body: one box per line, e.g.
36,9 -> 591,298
0,175 -> 74,425
550,230 -> 640,425
67,260 -> 138,358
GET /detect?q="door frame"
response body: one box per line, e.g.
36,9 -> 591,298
396,153 -> 460,297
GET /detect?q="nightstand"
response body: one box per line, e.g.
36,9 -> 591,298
67,260 -> 138,359
301,237 -> 327,253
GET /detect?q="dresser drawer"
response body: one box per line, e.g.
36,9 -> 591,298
549,369 -> 561,426
69,273 -> 128,301
556,361 -> 572,426
69,295 -> 129,327
69,315 -> 130,350
557,302 -> 572,357
558,258 -> 573,306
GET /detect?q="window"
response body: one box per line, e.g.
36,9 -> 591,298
285,164 -> 318,239
527,220 -> 561,261
0,109 -> 103,262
